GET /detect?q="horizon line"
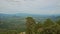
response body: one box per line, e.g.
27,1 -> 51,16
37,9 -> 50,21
0,13 -> 60,15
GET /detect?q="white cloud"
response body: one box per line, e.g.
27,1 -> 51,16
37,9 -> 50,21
0,0 -> 60,14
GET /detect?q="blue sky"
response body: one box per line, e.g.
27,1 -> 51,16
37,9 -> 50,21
0,0 -> 60,14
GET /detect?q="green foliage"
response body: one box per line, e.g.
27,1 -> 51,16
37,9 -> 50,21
44,18 -> 54,27
0,16 -> 60,34
26,17 -> 60,34
26,17 -> 36,34
57,19 -> 60,25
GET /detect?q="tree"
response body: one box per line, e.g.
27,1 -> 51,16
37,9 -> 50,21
44,18 -> 54,27
56,19 -> 60,25
26,17 -> 36,34
36,22 -> 44,34
43,18 -> 54,34
56,19 -> 60,34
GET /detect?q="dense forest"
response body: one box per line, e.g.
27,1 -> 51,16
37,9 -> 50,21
0,13 -> 60,34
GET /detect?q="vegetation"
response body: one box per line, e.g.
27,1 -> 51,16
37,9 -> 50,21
0,15 -> 60,34
26,17 -> 60,34
26,17 -> 36,34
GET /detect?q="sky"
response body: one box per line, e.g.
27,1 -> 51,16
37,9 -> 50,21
0,0 -> 60,14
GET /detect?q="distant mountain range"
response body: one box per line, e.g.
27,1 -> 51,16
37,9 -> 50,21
0,13 -> 60,17
0,13 -> 60,19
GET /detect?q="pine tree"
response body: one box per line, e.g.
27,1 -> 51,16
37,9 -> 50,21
36,22 -> 44,34
44,18 -> 54,28
43,18 -> 54,34
26,17 -> 36,34
56,19 -> 60,34
57,20 -> 60,25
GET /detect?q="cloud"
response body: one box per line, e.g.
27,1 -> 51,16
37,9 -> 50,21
0,0 -> 60,14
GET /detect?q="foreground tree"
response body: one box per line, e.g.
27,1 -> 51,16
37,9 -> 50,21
57,20 -> 60,25
26,17 -> 36,34
56,19 -> 60,34
43,18 -> 55,34
36,22 -> 44,34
